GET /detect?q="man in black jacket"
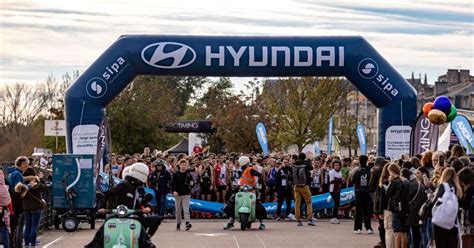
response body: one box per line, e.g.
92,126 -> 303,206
275,159 -> 294,220
170,159 -> 193,231
149,160 -> 171,216
352,155 -> 373,234
370,157 -> 386,247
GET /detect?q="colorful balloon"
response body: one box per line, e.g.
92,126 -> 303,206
446,105 -> 457,122
428,109 -> 447,125
423,102 -> 434,117
433,95 -> 451,115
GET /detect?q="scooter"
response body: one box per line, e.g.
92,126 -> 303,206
103,194 -> 155,248
234,184 -> 258,231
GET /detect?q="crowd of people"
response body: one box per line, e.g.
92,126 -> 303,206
0,144 -> 473,247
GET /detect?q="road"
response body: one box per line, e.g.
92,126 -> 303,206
39,219 -> 379,248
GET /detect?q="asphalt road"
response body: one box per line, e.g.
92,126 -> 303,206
39,219 -> 379,248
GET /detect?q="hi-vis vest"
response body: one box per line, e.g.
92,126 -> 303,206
239,167 -> 256,186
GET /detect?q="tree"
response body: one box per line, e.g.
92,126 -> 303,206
107,76 -> 206,154
261,77 -> 351,152
334,91 -> 359,156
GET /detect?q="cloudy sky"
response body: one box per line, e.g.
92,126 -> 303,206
1,0 -> 473,89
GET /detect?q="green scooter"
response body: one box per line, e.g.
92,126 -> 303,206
234,184 -> 258,231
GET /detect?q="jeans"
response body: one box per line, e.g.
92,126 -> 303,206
157,192 -> 168,216
421,218 -> 433,248
0,226 -> 9,248
330,191 -> 340,219
23,209 -> 42,246
294,186 -> 312,221
174,195 -> 190,225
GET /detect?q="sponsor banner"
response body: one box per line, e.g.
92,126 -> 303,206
72,125 -> 99,155
410,113 -> 439,155
356,123 -> 367,155
164,120 -> 213,133
95,118 -> 108,171
327,116 -> 333,153
44,120 -> 66,136
256,122 -> 269,156
438,123 -> 451,152
451,115 -> 474,154
385,125 -> 411,160
314,141 -> 321,155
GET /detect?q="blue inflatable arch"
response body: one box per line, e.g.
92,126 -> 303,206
65,35 -> 417,157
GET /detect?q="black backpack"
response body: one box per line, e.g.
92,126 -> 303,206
292,164 -> 307,186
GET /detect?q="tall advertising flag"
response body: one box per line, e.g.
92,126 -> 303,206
327,116 -> 333,154
256,122 -> 269,156
95,117 -> 108,172
410,113 -> 439,155
451,115 -> 474,154
314,141 -> 321,155
356,123 -> 367,155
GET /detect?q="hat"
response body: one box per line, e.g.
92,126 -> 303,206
374,156 -> 386,165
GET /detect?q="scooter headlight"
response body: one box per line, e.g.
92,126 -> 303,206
117,205 -> 128,217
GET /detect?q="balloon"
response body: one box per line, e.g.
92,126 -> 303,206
433,95 -> 451,115
422,102 -> 434,117
446,105 -> 457,122
428,109 -> 447,125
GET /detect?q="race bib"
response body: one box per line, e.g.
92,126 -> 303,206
282,179 -> 287,186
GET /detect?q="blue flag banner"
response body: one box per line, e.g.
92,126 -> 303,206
451,115 -> 474,154
256,122 -> 269,156
327,116 -> 333,153
356,123 -> 367,155
314,141 -> 321,155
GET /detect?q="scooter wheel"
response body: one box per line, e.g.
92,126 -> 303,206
240,213 -> 249,231
62,216 -> 78,232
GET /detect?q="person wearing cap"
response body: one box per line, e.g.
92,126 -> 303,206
148,159 -> 171,216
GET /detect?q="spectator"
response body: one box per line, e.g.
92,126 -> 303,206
407,168 -> 428,248
199,159 -> 214,201
16,167 -> 47,248
310,158 -> 322,195
458,167 -> 474,248
0,168 -> 11,248
265,158 -> 277,202
8,156 -> 28,248
430,167 -> 462,248
150,160 -> 171,216
352,155 -> 373,234
213,157 -> 228,203
171,159 -> 193,231
275,159 -> 294,221
371,156 -> 386,248
329,160 -> 343,224
450,144 -> 466,158
385,164 -> 408,248
292,153 -> 316,226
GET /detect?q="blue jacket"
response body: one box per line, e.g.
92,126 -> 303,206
7,167 -> 23,188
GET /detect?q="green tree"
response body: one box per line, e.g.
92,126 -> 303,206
334,93 -> 359,156
261,77 -> 351,152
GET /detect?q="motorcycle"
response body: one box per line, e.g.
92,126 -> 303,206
234,184 -> 258,231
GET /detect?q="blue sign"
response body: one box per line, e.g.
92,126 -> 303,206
314,141 -> 321,155
64,35 -> 417,157
451,115 -> 473,154
356,123 -> 367,155
256,122 -> 269,156
327,116 -> 333,153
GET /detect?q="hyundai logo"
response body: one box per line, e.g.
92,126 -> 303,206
141,42 -> 196,69
357,58 -> 379,79
86,77 -> 107,98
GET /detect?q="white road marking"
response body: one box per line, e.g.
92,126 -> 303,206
194,233 -> 228,237
255,233 -> 266,248
233,234 -> 240,248
43,236 -> 64,248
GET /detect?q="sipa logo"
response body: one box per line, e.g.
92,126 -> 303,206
357,58 -> 378,79
86,77 -> 107,98
141,42 -> 196,69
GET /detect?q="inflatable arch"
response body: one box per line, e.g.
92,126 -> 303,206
65,35 -> 417,157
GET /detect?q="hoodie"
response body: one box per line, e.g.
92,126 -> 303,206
7,166 -> 24,214
0,171 -> 11,206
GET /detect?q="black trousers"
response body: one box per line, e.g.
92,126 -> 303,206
409,225 -> 421,248
223,194 -> 267,220
9,213 -> 23,248
433,224 -> 458,248
354,191 -> 372,231
330,192 -> 340,219
378,218 -> 385,245
276,187 -> 292,216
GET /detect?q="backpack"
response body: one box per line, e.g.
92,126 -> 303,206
432,183 -> 459,229
266,168 -> 276,186
292,164 -> 307,186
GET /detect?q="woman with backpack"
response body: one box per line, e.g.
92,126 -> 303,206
385,163 -> 408,248
457,167 -> 473,248
430,167 -> 462,248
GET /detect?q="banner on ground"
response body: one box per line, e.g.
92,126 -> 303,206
451,115 -> 474,154
256,122 -> 269,156
410,113 -> 439,155
327,116 -> 333,154
356,123 -> 367,155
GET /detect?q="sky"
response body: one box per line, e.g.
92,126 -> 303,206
1,0 -> 473,91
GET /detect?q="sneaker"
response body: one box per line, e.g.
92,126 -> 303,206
258,223 -> 265,230
185,222 -> 192,231
275,216 -> 281,221
223,223 -> 234,230
367,229 -> 374,234
296,221 -> 303,226
354,229 -> 361,234
336,219 -> 340,224
176,224 -> 181,231
330,218 -> 338,224
307,219 -> 316,226
286,214 -> 296,221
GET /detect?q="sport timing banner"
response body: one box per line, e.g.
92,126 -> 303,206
410,113 -> 439,155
